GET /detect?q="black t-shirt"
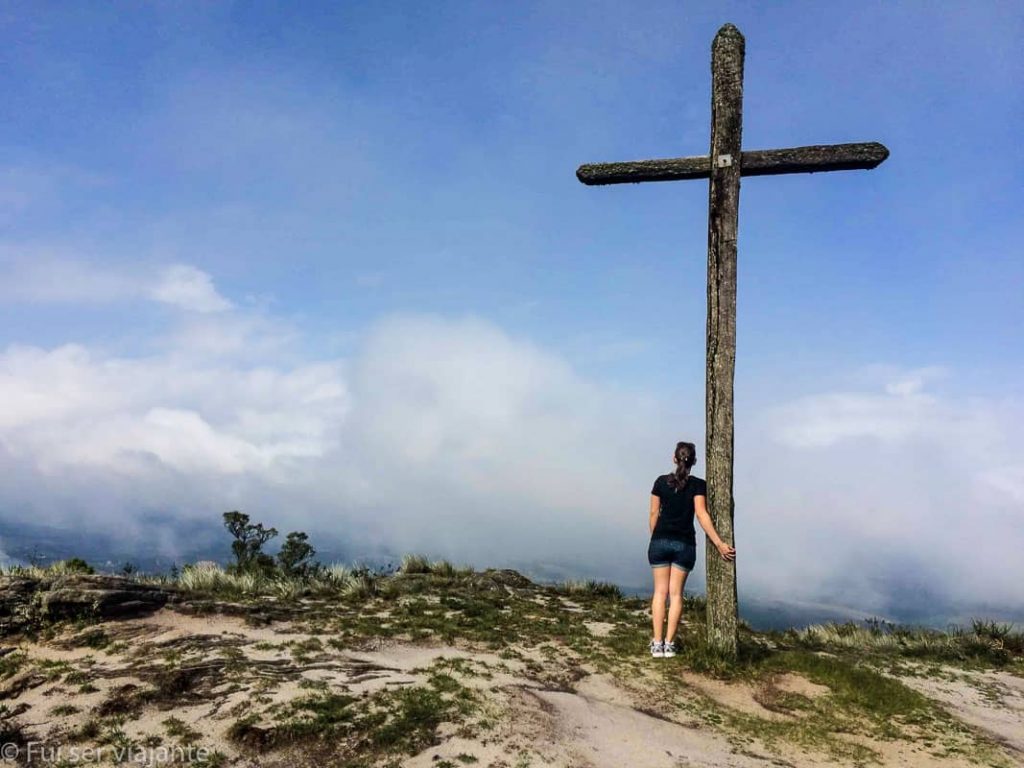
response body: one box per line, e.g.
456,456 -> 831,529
650,474 -> 707,544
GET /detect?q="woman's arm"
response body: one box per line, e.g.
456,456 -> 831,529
649,494 -> 660,535
694,494 -> 736,560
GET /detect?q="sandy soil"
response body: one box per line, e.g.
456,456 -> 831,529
883,662 -> 1024,760
1,607 -> 1021,768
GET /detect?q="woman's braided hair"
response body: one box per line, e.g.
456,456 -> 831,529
667,441 -> 697,492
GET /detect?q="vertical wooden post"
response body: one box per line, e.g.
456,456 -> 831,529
576,21 -> 888,660
705,23 -> 743,658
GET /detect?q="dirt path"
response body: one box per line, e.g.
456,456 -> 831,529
1,607 -> 1021,767
883,662 -> 1024,762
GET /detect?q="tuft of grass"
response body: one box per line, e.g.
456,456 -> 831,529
309,563 -> 354,594
430,559 -> 458,578
177,562 -> 306,601
96,720 -> 134,750
229,659 -> 482,763
36,658 -> 73,681
341,567 -> 380,600
71,717 -> 102,741
47,557 -> 95,575
177,561 -> 228,593
970,618 -> 1024,654
288,638 -> 324,662
268,576 -> 302,601
553,579 -> 622,600
2,557 -> 94,578
72,628 -> 111,650
171,558 -> 418,601
160,715 -> 203,744
396,555 -> 471,580
400,554 -> 433,575
772,616 -> 1024,667
0,651 -> 28,680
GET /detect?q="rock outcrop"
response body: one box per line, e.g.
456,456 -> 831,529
0,573 -> 180,636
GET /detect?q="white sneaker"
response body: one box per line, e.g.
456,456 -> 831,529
662,639 -> 678,657
650,639 -> 664,658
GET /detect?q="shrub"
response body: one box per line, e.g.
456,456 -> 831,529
223,511 -> 278,574
342,566 -> 380,599
52,558 -> 95,575
277,532 -> 316,577
178,562 -> 226,593
311,563 -> 353,593
400,554 -> 432,575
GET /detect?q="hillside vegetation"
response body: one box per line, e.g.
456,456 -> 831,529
1,551 -> 1022,768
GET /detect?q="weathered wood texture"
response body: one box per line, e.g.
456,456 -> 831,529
576,141 -> 889,185
574,21 -> 889,661
705,22 -> 743,659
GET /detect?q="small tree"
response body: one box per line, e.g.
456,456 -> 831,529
276,532 -> 316,577
59,557 -> 94,574
27,546 -> 45,568
223,511 -> 278,574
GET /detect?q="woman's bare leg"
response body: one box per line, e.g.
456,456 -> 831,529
651,567 -> 669,642
665,566 -> 688,643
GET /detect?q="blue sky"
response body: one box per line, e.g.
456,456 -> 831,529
0,1 -> 1021,611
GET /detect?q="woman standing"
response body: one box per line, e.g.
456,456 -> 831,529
648,441 -> 736,657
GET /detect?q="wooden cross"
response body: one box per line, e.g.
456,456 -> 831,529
576,23 -> 888,658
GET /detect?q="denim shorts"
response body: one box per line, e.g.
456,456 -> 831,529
648,537 -> 696,572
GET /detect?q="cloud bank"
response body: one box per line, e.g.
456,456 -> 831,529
747,367 -> 1024,612
0,265 -> 1021,615
0,266 -> 671,575
0,255 -> 231,313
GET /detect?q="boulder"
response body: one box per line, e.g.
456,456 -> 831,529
0,573 -> 181,636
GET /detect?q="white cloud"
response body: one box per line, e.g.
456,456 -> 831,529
769,386 -> 939,448
0,306 -> 674,575
765,367 -> 1023,507
0,254 -> 230,313
746,367 -> 1024,610
344,314 -> 661,513
0,251 -> 138,304
882,365 -> 947,397
0,284 -> 1021,615
149,264 -> 232,313
0,341 -> 348,478
977,465 -> 1024,506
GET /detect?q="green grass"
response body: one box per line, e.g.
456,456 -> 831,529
162,716 -> 202,743
36,658 -> 74,681
551,578 -> 623,600
227,656 -> 484,766
0,651 -> 27,679
5,552 -> 1023,767
400,554 -> 432,574
10,553 -> 1019,671
72,628 -> 112,650
756,649 -> 935,718
647,643 -> 997,764
767,616 -> 1024,669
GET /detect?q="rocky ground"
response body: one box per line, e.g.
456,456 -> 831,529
1,569 -> 1022,767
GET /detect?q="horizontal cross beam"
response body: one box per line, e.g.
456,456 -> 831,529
576,141 -> 889,186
